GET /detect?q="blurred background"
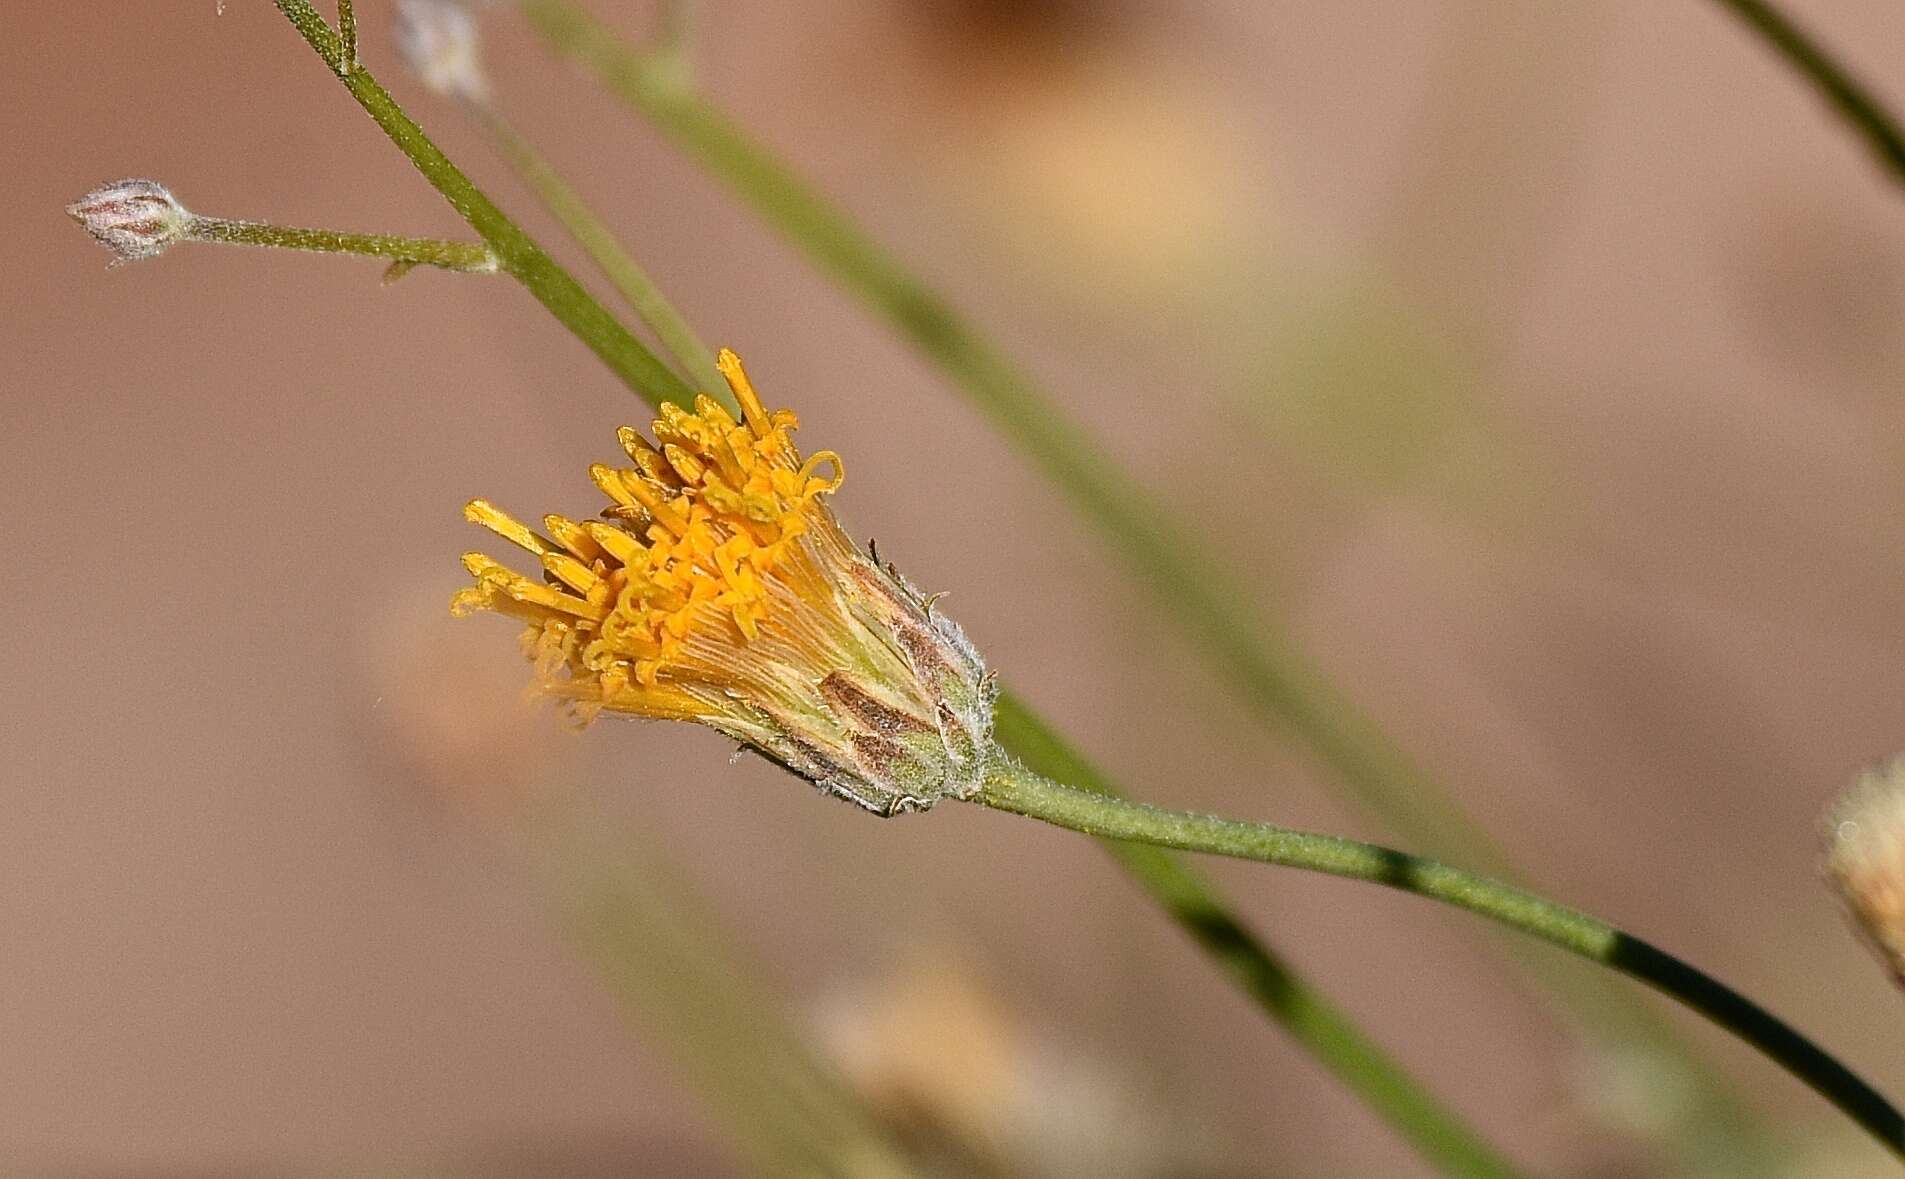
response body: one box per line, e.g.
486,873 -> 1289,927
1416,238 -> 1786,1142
8,1 -> 1905,1174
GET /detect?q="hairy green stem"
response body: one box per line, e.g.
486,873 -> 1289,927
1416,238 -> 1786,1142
521,2 -> 1765,1158
337,0 -> 356,65
974,757 -> 1905,1162
1712,0 -> 1905,187
187,215 -> 497,272
993,695 -> 1530,1179
468,100 -> 729,398
270,0 -> 697,408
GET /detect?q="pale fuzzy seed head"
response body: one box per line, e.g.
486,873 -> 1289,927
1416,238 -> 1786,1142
66,179 -> 193,264
395,0 -> 490,104
1823,755 -> 1905,985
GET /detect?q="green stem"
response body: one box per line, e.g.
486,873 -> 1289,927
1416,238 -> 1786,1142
521,3 -> 1765,1159
269,0 -> 698,408
1711,0 -> 1905,187
469,101 -> 730,398
975,756 -> 1905,1162
993,694 -> 1531,1179
187,215 -> 497,272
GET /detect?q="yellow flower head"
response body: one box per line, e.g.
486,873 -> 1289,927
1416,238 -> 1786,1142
452,349 -> 994,815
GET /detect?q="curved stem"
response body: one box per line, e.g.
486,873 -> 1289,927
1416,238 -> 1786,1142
1711,0 -> 1905,188
973,757 -> 1905,1161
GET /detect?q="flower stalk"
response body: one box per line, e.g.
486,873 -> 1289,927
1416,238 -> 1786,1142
971,756 -> 1905,1162
990,697 -> 1531,1179
186,215 -> 497,274
66,177 -> 496,276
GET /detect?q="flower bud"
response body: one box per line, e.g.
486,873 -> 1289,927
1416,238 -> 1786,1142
395,0 -> 490,104
1823,755 -> 1905,985
66,179 -> 194,264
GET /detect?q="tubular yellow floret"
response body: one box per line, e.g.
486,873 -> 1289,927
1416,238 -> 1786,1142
717,347 -> 773,436
465,498 -> 552,556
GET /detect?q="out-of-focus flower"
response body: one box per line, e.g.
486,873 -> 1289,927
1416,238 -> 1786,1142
1823,755 -> 1905,985
453,349 -> 995,815
819,948 -> 1023,1161
395,0 -> 490,104
66,178 -> 194,264
817,947 -> 1215,1179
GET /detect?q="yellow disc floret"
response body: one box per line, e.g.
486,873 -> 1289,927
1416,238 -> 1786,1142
452,348 -> 994,814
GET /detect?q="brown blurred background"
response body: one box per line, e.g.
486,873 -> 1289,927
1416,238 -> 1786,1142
9,1 -> 1905,1175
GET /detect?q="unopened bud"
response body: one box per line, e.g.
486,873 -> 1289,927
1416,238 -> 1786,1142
66,179 -> 194,264
396,0 -> 490,104
1823,755 -> 1905,985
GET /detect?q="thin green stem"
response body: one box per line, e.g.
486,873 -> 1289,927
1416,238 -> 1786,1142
521,3 -> 1764,1159
1711,0 -> 1905,188
469,100 -> 729,397
269,0 -> 698,408
974,756 -> 1905,1162
993,694 -> 1530,1179
187,215 -> 497,272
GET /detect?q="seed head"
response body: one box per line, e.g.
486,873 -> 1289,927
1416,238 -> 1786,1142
67,179 -> 194,264
1824,755 -> 1905,986
453,350 -> 996,815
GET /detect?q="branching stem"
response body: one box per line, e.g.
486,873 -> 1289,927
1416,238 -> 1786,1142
269,0 -> 697,407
